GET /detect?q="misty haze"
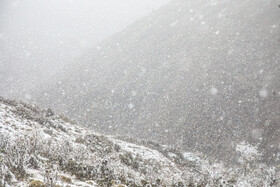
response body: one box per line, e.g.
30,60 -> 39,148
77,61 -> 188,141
0,0 -> 280,186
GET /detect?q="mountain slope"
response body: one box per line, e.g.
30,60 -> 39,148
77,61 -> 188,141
1,96 -> 280,186
35,0 -> 280,164
0,96 -> 188,186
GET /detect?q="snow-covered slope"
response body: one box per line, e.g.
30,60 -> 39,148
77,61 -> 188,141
0,96 -> 214,186
0,97 -> 279,186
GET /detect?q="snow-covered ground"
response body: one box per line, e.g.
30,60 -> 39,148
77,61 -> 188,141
0,96 -> 279,186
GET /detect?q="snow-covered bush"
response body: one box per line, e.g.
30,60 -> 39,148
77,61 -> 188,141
236,141 -> 261,164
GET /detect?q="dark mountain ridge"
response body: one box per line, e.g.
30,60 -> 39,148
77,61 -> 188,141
35,0 -> 280,164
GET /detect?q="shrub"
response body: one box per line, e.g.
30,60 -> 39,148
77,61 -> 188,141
29,180 -> 45,187
59,175 -> 73,184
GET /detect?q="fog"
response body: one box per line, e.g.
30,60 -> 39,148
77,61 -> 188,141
0,0 -> 280,166
1,1 -> 280,186
0,0 -> 170,98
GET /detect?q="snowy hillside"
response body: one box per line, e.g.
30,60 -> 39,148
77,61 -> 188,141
0,96 -> 279,186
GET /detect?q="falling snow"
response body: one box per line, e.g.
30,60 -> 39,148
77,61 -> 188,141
0,0 -> 280,186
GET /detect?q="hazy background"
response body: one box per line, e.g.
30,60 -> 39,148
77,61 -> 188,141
1,0 -> 279,165
0,0 -> 170,98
